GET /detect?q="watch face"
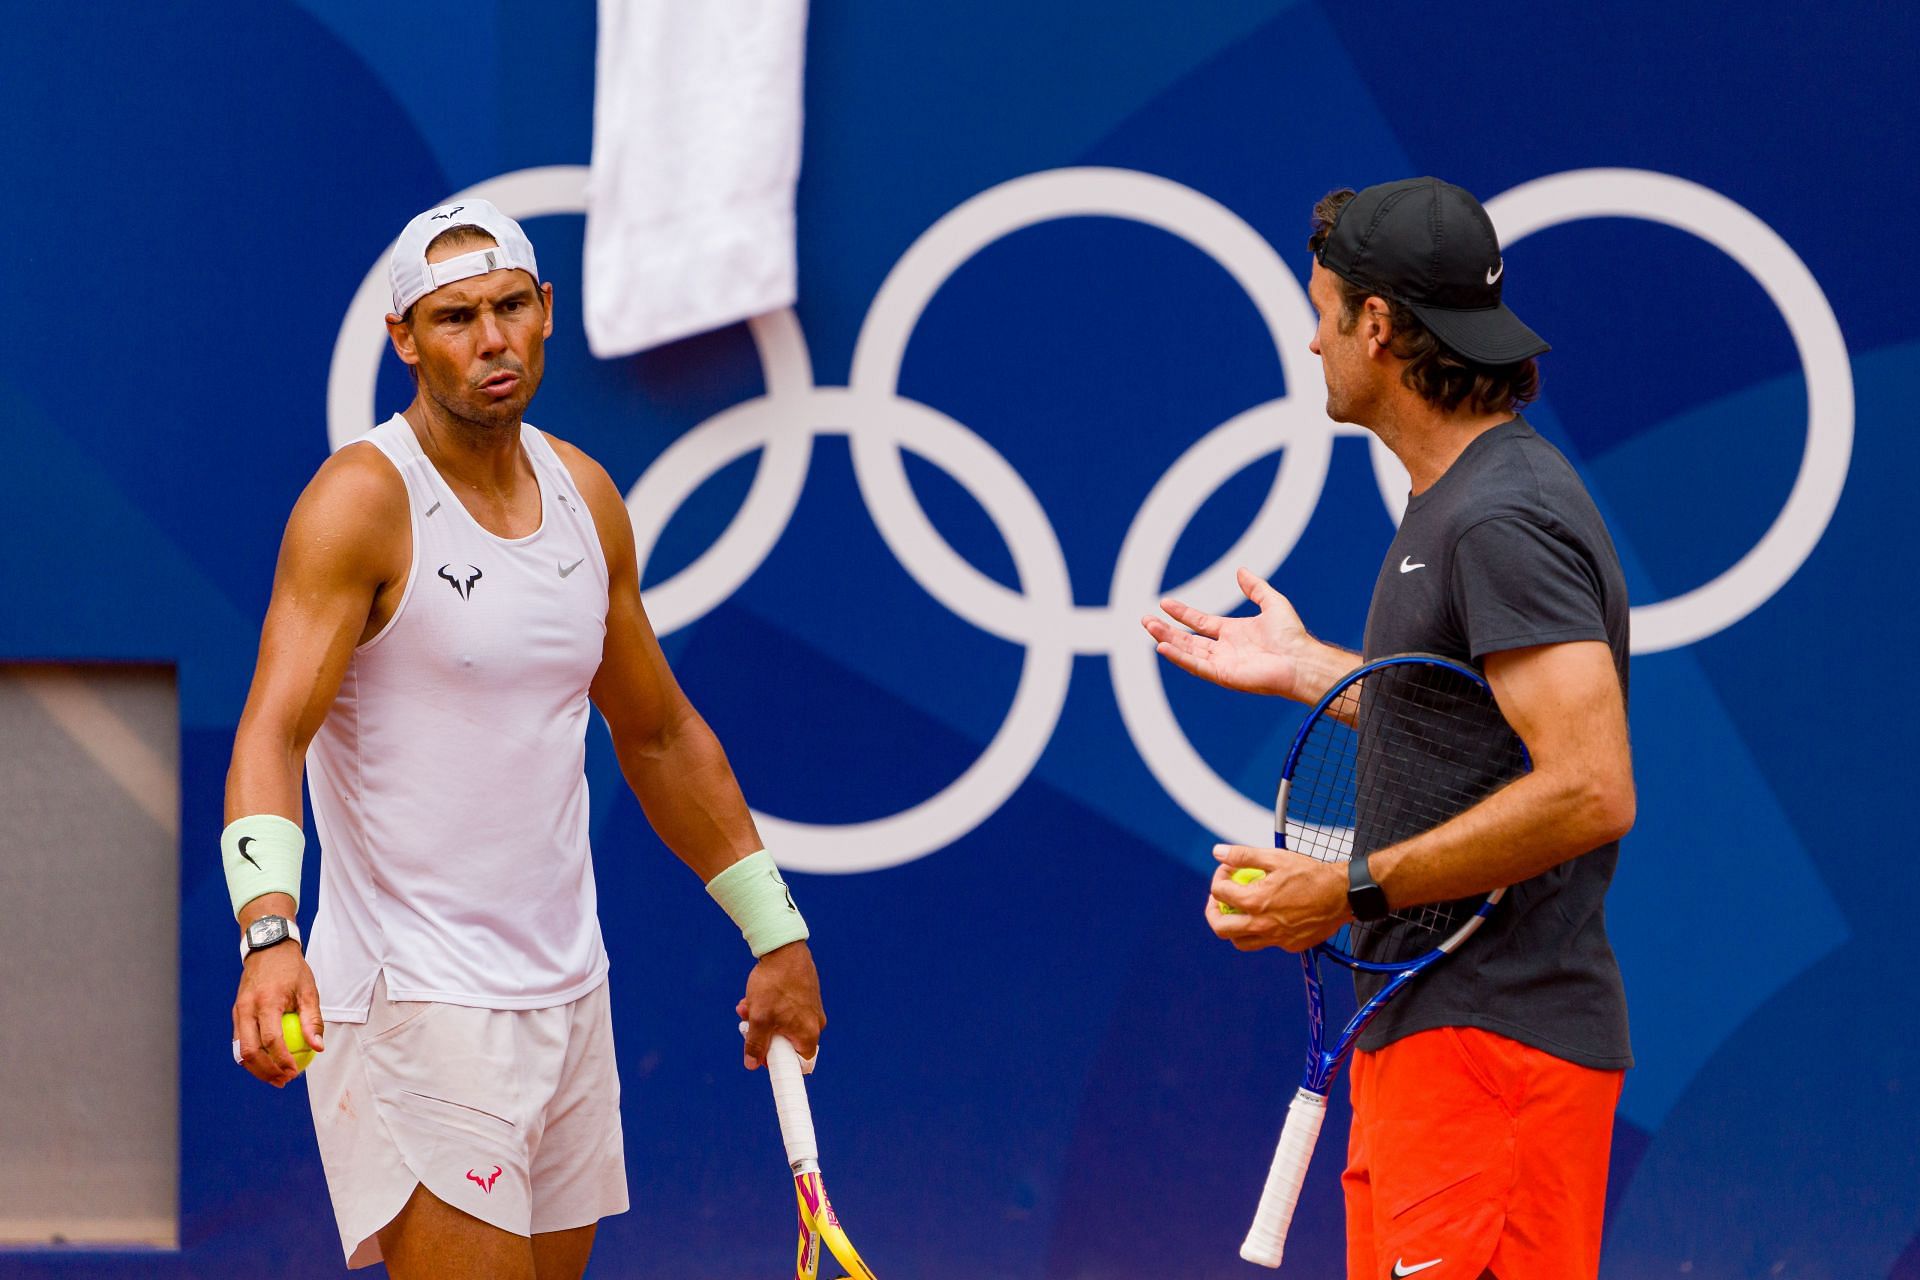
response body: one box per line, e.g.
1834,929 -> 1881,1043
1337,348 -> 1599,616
248,918 -> 285,947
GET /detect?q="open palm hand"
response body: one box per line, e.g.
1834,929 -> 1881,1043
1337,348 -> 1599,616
1142,567 -> 1321,700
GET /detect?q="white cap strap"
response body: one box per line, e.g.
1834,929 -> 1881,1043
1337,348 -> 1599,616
426,246 -> 516,291
388,196 -> 542,315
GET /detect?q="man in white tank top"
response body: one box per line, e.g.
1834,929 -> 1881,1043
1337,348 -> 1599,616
220,199 -> 826,1278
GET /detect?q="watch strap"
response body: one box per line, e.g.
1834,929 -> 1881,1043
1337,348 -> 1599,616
239,915 -> 302,961
1346,854 -> 1391,923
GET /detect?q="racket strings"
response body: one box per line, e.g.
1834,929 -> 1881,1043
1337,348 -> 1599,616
1280,661 -> 1526,963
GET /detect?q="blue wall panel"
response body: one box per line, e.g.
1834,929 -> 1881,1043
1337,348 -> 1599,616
1,2 -> 1910,1275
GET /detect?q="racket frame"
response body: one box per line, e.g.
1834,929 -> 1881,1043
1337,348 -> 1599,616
1242,652 -> 1527,1264
764,1035 -> 877,1280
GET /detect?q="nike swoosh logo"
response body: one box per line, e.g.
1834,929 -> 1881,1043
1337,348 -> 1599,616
1393,1260 -> 1443,1277
237,836 -> 260,870
558,558 -> 585,578
1486,260 -> 1503,285
1399,556 -> 1427,573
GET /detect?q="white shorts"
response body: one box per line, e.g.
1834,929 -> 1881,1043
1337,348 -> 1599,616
305,972 -> 630,1268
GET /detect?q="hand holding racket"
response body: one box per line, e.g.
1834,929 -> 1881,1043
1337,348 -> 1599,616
1225,653 -> 1529,1268
749,1025 -> 877,1280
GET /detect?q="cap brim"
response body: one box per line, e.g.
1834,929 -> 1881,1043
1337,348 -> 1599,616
1405,300 -> 1550,365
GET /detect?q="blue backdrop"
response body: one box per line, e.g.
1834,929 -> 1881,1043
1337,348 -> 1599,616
2,2 -> 1913,1276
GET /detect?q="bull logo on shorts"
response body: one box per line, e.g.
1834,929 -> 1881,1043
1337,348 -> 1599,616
466,1165 -> 503,1194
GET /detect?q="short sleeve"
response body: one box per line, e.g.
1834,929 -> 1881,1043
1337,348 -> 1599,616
1451,516 -> 1607,661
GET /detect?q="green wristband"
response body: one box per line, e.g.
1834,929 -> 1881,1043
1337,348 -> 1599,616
222,814 -> 305,918
706,849 -> 809,958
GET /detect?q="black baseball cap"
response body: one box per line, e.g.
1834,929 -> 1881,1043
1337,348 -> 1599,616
1316,177 -> 1549,365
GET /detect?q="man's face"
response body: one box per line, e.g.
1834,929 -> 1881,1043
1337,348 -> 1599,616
391,239 -> 553,430
1307,261 -> 1374,425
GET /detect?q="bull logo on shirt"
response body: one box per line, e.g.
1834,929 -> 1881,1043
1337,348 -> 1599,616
437,563 -> 483,600
466,1165 -> 503,1194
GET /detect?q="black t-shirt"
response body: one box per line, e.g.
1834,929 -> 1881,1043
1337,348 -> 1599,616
1356,416 -> 1632,1070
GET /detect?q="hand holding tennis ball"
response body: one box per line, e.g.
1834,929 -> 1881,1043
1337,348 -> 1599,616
1216,866 -> 1267,914
282,1011 -> 316,1072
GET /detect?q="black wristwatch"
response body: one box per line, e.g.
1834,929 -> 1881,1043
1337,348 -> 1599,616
240,914 -> 302,961
1347,854 -> 1390,923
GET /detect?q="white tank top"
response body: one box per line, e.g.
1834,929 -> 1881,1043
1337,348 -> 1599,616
306,415 -> 611,1022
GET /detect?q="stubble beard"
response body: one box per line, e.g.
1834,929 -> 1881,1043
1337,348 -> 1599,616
1322,375 -> 1355,427
424,363 -> 539,435
1321,352 -> 1379,430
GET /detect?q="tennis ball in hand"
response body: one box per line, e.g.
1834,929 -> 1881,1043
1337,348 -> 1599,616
281,1012 -> 316,1072
1216,866 -> 1268,915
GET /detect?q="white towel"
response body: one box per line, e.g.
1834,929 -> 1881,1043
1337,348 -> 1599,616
584,0 -> 810,357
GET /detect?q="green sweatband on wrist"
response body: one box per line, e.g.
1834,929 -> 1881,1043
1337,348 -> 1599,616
221,814 -> 305,918
706,849 -> 809,958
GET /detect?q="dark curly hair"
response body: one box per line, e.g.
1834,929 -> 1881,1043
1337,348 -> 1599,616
1308,188 -> 1540,416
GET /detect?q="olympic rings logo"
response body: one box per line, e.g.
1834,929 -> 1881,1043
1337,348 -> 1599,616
330,164 -> 1852,873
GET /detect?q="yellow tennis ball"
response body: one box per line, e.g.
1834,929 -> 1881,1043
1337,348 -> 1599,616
282,1012 -> 316,1072
1216,866 -> 1267,915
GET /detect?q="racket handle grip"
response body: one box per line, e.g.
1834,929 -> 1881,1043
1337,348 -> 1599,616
1240,1087 -> 1328,1268
765,1034 -> 820,1173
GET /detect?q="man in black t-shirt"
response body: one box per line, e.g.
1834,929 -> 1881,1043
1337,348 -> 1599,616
1144,178 -> 1634,1280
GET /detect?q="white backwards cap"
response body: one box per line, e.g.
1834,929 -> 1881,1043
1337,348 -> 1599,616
388,198 -> 541,316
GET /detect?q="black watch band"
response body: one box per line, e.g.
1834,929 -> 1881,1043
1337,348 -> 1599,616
1347,854 -> 1390,923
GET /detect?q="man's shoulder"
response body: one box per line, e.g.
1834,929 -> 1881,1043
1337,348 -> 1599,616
526,428 -> 637,574
1411,455 -> 1538,542
301,440 -> 408,522
534,426 -> 595,473
533,428 -> 626,515
1489,418 -> 1596,490
282,442 -> 410,577
1442,421 -> 1599,533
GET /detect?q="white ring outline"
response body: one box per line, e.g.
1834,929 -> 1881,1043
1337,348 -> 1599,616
1485,169 -> 1853,653
1362,170 -> 1855,654
847,167 -> 1338,651
750,387 -> 1077,869
328,164 -> 1851,862
624,308 -> 817,633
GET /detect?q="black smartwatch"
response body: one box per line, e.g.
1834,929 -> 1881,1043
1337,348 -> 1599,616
1346,854 -> 1390,923
240,914 -> 302,961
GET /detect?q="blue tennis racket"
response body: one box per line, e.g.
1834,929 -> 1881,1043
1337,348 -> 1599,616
1240,653 -> 1530,1268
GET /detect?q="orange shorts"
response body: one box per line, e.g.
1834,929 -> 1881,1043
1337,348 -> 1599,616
1343,1026 -> 1623,1280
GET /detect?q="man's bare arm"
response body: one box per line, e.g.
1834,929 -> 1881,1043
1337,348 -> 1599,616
1210,640 -> 1633,950
553,437 -> 823,1065
229,445 -> 401,820
1366,640 -> 1634,907
553,440 -> 762,877
226,444 -> 405,1084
